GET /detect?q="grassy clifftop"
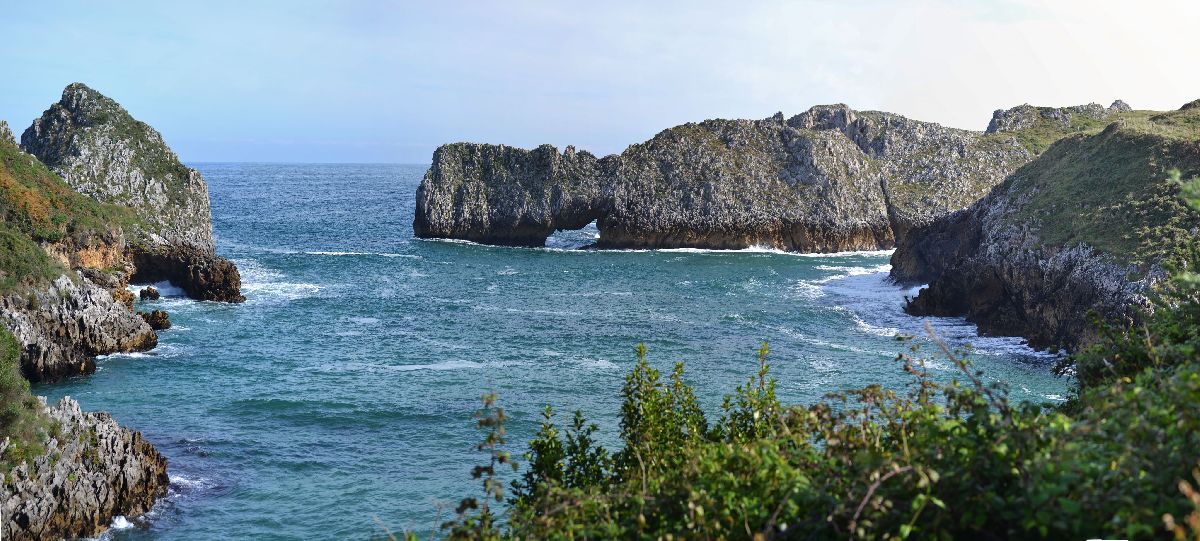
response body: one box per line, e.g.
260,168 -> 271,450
0,126 -> 132,291
1003,105 -> 1200,263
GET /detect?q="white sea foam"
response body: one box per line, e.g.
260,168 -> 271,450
577,358 -> 618,369
110,516 -> 133,529
307,360 -> 485,373
96,343 -> 184,361
234,258 -> 321,303
127,280 -> 187,297
788,280 -> 825,300
420,236 -> 896,259
304,250 -> 420,259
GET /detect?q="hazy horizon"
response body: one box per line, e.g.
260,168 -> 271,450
3,0 -> 1197,163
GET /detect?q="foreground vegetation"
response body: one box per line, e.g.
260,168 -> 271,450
423,173 -> 1200,540
0,130 -> 133,292
0,327 -> 54,476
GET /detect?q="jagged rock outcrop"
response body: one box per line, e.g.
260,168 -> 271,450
139,286 -> 160,301
0,120 -> 13,145
21,83 -> 243,303
985,101 -> 1128,134
139,309 -> 170,330
0,275 -> 155,382
416,104 -> 1034,251
2,396 -> 168,540
131,244 -> 245,302
895,103 -> 1200,350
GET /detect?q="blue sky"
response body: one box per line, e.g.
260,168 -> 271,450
2,0 -> 1197,163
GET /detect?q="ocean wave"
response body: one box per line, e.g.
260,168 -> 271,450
304,250 -> 421,259
110,516 -> 133,530
808,264 -> 892,284
97,343 -> 186,361
127,280 -> 187,297
234,258 -> 321,303
419,236 -> 896,258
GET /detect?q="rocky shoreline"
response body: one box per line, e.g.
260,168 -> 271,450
415,104 -> 1045,252
1,397 -> 169,541
893,101 -> 1200,351
2,84 -> 244,539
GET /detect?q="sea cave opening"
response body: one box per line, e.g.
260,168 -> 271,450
544,219 -> 600,250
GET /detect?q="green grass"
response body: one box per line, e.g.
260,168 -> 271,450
1004,107 -> 1200,263
988,108 -> 1157,154
0,327 -> 53,476
0,130 -> 135,292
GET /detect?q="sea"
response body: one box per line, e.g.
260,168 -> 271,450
32,163 -> 1068,540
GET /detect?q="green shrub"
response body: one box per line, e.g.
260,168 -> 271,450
434,170 -> 1200,540
0,327 -> 51,474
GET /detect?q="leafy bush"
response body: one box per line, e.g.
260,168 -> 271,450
0,327 -> 52,475
430,170 -> 1200,540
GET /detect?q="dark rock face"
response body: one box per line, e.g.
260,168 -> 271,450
895,106 -> 1200,350
131,245 -> 244,303
21,83 -> 243,303
139,286 -> 160,301
416,105 -> 1032,252
2,397 -> 169,541
415,143 -> 611,246
139,310 -> 170,330
0,276 -> 156,383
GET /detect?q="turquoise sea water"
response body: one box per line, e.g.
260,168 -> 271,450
34,163 -> 1067,540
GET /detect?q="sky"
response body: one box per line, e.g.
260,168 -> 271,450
1,0 -> 1197,163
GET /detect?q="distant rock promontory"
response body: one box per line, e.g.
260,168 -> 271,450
416,104 -> 1055,252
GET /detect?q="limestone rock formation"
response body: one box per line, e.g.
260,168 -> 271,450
2,397 -> 168,540
139,286 -> 160,301
132,244 -> 245,302
0,276 -> 155,382
895,103 -> 1200,350
416,104 -> 1035,252
21,83 -> 243,303
139,309 -> 170,330
984,102 -> 1125,134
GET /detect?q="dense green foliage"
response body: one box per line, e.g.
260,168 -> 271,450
0,327 -> 52,475
0,130 -> 132,291
431,172 -> 1200,540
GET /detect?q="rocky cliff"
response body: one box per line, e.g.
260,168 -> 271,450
0,127 -> 156,382
2,397 -> 169,540
894,102 -> 1200,350
21,83 -> 243,302
416,104 -> 1048,251
1,276 -> 155,383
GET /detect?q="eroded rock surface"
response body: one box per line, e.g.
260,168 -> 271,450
0,275 -> 155,382
895,104 -> 1200,350
21,83 -> 242,302
416,104 -> 1035,252
2,397 -> 168,541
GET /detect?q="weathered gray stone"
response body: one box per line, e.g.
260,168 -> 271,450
21,83 -> 243,303
22,83 -> 214,252
896,106 -> 1200,350
2,397 -> 168,541
0,120 -> 13,145
0,275 -> 155,382
415,104 -> 1033,252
